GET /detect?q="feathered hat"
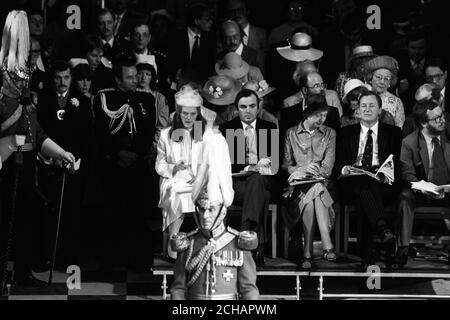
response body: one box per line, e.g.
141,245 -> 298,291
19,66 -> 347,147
191,131 -> 234,231
0,10 -> 32,81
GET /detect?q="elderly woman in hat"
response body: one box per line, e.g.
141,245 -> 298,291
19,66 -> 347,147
282,94 -> 337,268
155,85 -> 207,260
365,55 -> 405,128
335,45 -> 376,100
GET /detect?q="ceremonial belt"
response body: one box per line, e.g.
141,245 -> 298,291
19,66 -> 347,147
188,293 -> 238,300
1,104 -> 23,132
0,135 -> 33,163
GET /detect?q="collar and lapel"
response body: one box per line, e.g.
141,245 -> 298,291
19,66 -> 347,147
417,131 -> 430,178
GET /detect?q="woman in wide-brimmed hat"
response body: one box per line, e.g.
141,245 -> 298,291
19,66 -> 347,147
277,32 -> 323,63
202,75 -> 242,125
215,52 -> 263,85
365,55 -> 405,128
335,45 -> 376,100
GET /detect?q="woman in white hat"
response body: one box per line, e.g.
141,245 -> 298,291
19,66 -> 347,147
365,56 -> 405,128
155,85 -> 207,261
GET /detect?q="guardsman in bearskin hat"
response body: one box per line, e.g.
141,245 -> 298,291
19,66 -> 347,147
170,109 -> 259,300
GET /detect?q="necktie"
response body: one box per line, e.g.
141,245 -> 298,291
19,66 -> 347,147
103,42 -> 112,57
57,94 -> 66,109
245,125 -> 258,165
430,137 -> 450,185
361,129 -> 373,171
191,35 -> 200,61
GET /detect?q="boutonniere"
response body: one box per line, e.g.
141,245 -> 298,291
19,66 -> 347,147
70,97 -> 79,108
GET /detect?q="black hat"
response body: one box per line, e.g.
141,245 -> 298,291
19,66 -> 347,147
302,94 -> 330,118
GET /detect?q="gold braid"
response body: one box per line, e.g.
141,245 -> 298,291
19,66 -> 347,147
185,238 -> 216,288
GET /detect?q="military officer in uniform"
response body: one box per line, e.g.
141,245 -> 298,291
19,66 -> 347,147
1,10 -> 76,291
93,56 -> 158,271
170,110 -> 259,300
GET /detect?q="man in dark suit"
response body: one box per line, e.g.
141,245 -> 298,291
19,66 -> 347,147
280,71 -> 341,144
225,0 -> 268,73
218,20 -> 262,72
93,57 -> 157,272
397,100 -> 450,267
36,60 -> 93,268
168,3 -> 216,83
219,89 -> 279,268
396,29 -> 428,115
96,8 -> 131,63
336,91 -> 402,270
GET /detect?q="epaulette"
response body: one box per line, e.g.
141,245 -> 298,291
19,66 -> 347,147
227,227 -> 258,251
97,88 -> 116,93
170,229 -> 199,252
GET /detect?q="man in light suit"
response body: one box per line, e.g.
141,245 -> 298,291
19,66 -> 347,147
226,0 -> 267,73
397,100 -> 450,267
219,89 -> 279,268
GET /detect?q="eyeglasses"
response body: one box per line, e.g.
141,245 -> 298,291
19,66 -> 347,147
289,6 -> 303,12
373,74 -> 392,83
426,73 -> 445,82
428,113 -> 445,124
308,83 -> 326,89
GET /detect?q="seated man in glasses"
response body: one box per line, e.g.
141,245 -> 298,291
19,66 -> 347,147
396,100 -> 450,267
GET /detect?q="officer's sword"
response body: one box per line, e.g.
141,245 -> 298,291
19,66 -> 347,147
48,163 -> 69,285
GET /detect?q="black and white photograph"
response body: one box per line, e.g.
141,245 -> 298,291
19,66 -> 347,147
0,0 -> 450,307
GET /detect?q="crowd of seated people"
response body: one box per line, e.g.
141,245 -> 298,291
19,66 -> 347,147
1,0 -> 450,289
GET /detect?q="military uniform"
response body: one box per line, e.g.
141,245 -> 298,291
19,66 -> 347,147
0,90 -> 49,285
170,227 -> 259,300
93,88 -> 158,269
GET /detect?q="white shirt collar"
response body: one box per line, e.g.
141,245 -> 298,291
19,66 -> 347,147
442,87 -> 446,97
360,121 -> 379,137
241,119 -> 256,131
102,37 -> 114,47
57,90 -> 69,98
235,42 -> 244,56
187,27 -> 200,39
422,129 -> 440,145
243,24 -> 250,45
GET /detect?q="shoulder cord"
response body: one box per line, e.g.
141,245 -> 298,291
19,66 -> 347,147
185,239 -> 214,287
100,92 -> 136,136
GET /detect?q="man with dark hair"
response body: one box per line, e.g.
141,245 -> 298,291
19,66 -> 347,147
169,3 -> 216,83
36,60 -> 93,269
396,100 -> 450,267
219,89 -> 279,268
93,57 -> 158,272
336,91 -> 402,270
96,8 -> 131,62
